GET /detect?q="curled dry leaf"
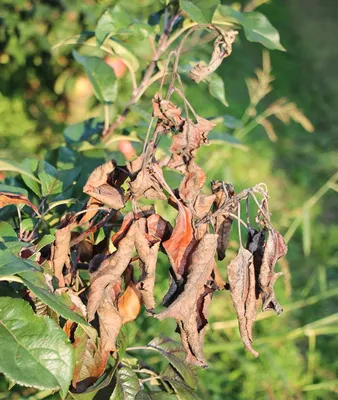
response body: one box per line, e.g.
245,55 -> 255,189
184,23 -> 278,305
134,218 -> 160,312
179,162 -> 206,205
0,191 -> 39,214
127,154 -> 166,200
168,117 -> 215,174
227,246 -> 258,357
162,202 -> 196,306
50,214 -> 77,287
156,234 -> 218,367
194,193 -> 216,241
83,160 -> 125,209
189,30 -> 238,83
152,93 -> 184,131
212,181 -> 237,260
87,222 -> 136,321
259,229 -> 287,314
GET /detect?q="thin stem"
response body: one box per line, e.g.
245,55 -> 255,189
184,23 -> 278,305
103,103 -> 109,134
16,206 -> 23,240
237,202 -> 243,248
73,207 -> 109,218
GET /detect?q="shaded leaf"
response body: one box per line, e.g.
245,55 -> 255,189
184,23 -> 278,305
0,158 -> 41,185
0,297 -> 74,399
0,249 -> 41,276
96,6 -> 132,45
135,391 -> 177,400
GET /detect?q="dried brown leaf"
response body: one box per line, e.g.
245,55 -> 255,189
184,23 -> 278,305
152,93 -> 184,131
194,194 -> 216,241
87,222 -> 136,322
259,229 -> 287,314
83,160 -> 125,209
179,162 -> 206,205
189,30 -> 237,83
0,191 -> 39,214
127,154 -> 166,200
162,202 -> 197,306
211,181 -> 237,260
156,234 -> 218,367
118,279 -> 142,323
227,246 -> 258,357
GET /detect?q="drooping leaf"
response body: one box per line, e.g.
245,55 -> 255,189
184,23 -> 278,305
110,366 -> 141,400
73,50 -> 118,103
258,229 -> 287,314
215,6 -> 285,51
0,297 -> 74,399
208,74 -> 228,107
179,0 -> 220,23
211,181 -> 236,260
189,30 -> 237,83
156,234 -> 218,366
227,246 -> 258,357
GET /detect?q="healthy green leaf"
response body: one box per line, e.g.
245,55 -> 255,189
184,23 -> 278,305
73,50 -> 118,103
34,234 -> 55,253
208,74 -> 228,107
164,379 -> 201,400
215,6 -> 285,51
0,249 -> 41,276
106,39 -> 139,72
64,118 -> 103,145
110,366 -> 141,400
21,278 -> 89,326
20,159 -> 41,196
180,0 -> 220,23
0,297 -> 74,399
95,6 -> 132,45
0,159 -> 41,185
38,160 -> 62,196
148,337 -> 197,389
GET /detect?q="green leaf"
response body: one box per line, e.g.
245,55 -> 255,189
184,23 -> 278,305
73,50 -> 118,103
302,207 -> 311,257
0,221 -> 17,241
222,115 -> 242,129
38,160 -> 62,196
0,159 -> 41,185
180,0 -> 220,23
20,278 -> 89,326
135,392 -> 177,400
64,118 -> 103,145
110,366 -> 141,400
95,6 -> 132,46
0,250 -> 41,276
0,297 -> 74,399
215,6 -> 285,51
107,39 -> 139,72
20,159 -> 41,196
208,74 -> 228,107
148,337 -> 197,389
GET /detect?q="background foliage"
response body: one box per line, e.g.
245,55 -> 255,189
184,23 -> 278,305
0,0 -> 337,399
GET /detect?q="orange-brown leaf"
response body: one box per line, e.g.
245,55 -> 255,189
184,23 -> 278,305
0,191 -> 39,214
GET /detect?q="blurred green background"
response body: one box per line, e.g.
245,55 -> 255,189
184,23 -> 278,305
1,0 -> 337,399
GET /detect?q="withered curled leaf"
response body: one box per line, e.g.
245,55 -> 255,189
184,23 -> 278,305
87,222 -> 136,322
127,154 -> 166,200
0,191 -> 39,214
212,181 -> 237,260
162,202 -> 196,306
50,214 -> 76,287
227,246 -> 258,357
179,162 -> 206,205
189,30 -> 237,83
168,118 -> 215,174
152,93 -> 184,131
83,160 -> 125,209
156,234 -> 218,367
194,193 -> 216,241
259,229 -> 287,314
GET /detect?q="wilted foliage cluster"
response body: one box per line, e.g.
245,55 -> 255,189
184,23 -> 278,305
1,2 -> 321,399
